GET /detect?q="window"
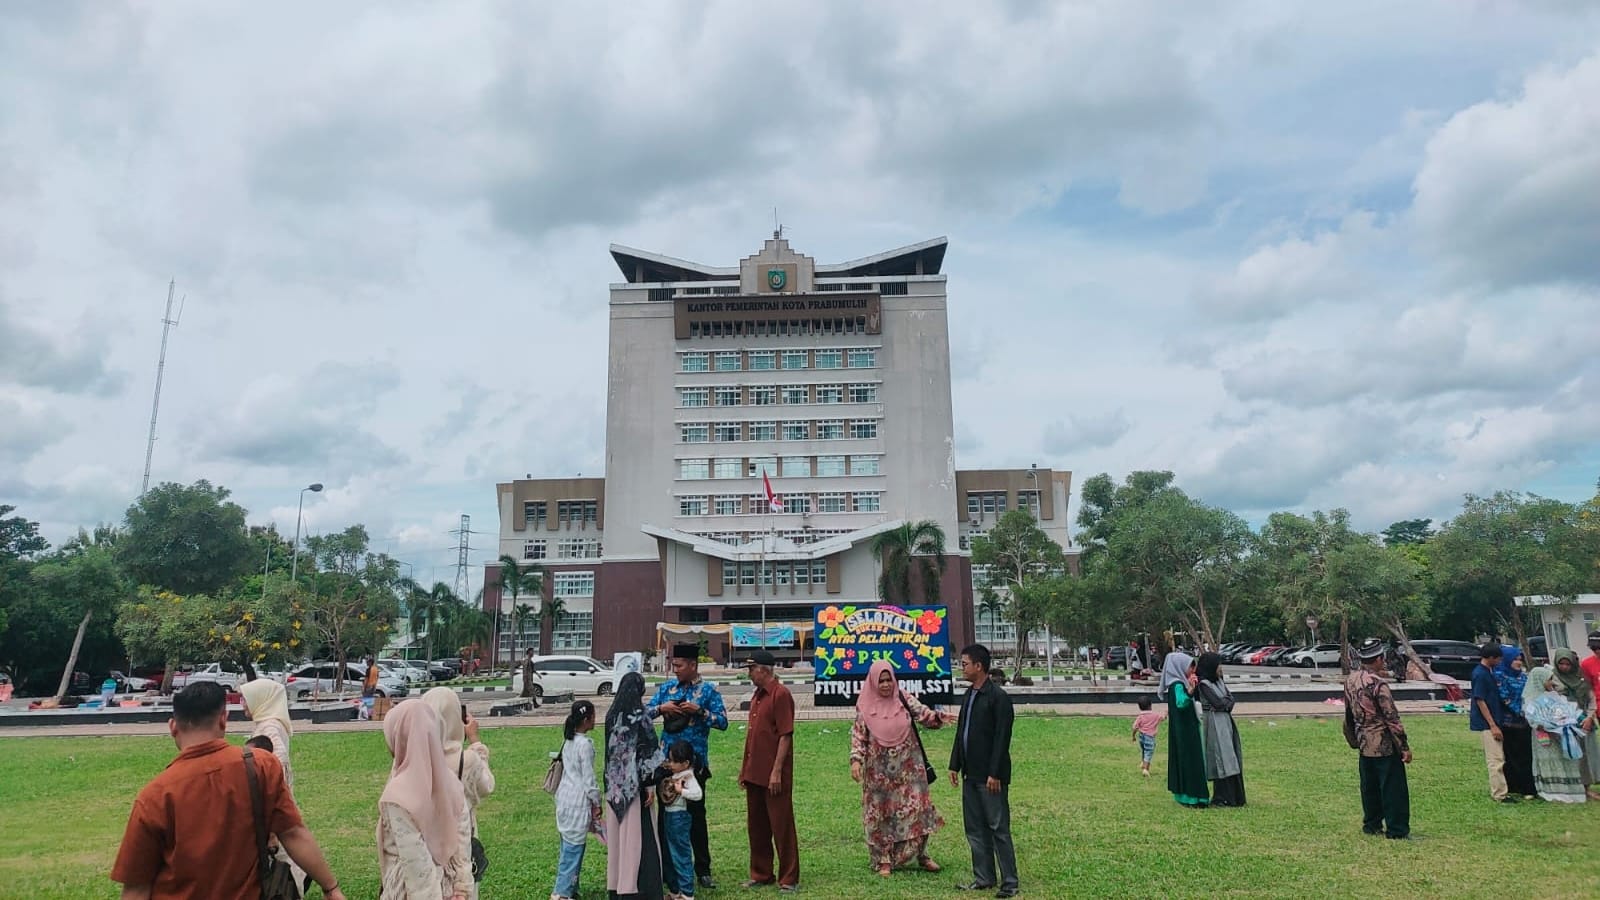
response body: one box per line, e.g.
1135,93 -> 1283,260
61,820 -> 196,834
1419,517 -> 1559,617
679,388 -> 709,407
579,501 -> 598,522
557,538 -> 601,559
715,351 -> 742,372
552,572 -> 595,598
714,423 -> 742,442
715,495 -> 743,516
557,500 -> 598,523
748,350 -> 776,371
848,348 -> 876,368
811,560 -> 828,584
814,349 -> 843,369
794,562 -> 810,585
782,421 -> 809,441
749,386 -> 776,406
816,455 -> 845,476
713,458 -> 742,479
722,561 -> 738,587
781,386 -> 809,404
522,501 -> 547,527
749,422 -> 777,442
782,496 -> 809,514
552,610 -> 593,653
680,352 -> 709,373
522,540 -> 547,560
815,385 -> 844,404
853,492 -> 882,512
817,492 -> 847,513
775,563 -> 791,586
1019,490 -> 1040,515
781,350 -> 808,370
781,456 -> 810,477
679,496 -> 708,516
966,495 -> 981,518
760,563 -> 775,585
680,423 -> 709,443
714,387 -> 741,407
740,562 -> 757,586
748,457 -> 777,477
817,420 -> 844,440
849,455 -> 881,476
848,383 -> 878,403
679,458 -> 710,480
849,420 -> 878,439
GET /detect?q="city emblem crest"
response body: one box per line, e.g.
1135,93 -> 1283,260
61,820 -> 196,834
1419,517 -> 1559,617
767,267 -> 788,290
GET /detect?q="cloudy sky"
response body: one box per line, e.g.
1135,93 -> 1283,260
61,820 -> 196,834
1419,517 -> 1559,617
3,2 -> 1598,591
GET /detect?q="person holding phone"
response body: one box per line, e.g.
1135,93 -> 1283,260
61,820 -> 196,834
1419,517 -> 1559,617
422,688 -> 495,899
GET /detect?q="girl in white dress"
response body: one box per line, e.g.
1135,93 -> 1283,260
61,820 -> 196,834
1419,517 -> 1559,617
552,700 -> 601,900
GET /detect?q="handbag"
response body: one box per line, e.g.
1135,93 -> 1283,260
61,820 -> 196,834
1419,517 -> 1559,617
459,753 -> 488,882
542,744 -> 565,796
242,748 -> 303,900
1342,702 -> 1360,750
898,694 -> 938,785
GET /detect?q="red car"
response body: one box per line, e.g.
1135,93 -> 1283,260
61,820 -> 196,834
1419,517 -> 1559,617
1245,646 -> 1285,665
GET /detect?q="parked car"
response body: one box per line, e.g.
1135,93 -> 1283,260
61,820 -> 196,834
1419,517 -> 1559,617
1524,636 -> 1549,665
1223,645 -> 1261,665
431,658 -> 465,679
1104,646 -> 1130,670
1287,644 -> 1345,668
1396,639 -> 1481,680
1262,646 -> 1300,667
284,662 -> 410,700
378,659 -> 430,685
1242,646 -> 1283,666
169,663 -> 244,693
510,655 -> 618,697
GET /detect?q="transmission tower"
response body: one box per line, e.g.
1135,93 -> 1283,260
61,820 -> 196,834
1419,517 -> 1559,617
141,280 -> 184,496
452,514 -> 472,602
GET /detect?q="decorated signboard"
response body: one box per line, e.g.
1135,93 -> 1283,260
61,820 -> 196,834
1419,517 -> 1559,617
812,604 -> 953,707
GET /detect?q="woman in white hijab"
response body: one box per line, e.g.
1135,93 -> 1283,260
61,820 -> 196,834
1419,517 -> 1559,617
241,678 -> 307,890
422,687 -> 494,898
379,701 -> 471,900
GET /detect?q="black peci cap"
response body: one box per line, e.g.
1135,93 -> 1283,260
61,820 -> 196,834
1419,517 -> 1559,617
1356,638 -> 1386,661
671,643 -> 700,661
738,650 -> 777,668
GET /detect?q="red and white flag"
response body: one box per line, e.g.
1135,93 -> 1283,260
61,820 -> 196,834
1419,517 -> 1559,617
762,471 -> 784,513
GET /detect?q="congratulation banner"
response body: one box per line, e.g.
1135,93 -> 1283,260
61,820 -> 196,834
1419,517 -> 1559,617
812,604 -> 953,707
731,624 -> 797,648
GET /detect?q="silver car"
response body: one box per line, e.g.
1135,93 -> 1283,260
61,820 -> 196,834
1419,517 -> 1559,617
284,662 -> 410,700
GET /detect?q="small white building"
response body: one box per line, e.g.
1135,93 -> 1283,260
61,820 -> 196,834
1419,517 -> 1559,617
1515,594 -> 1600,658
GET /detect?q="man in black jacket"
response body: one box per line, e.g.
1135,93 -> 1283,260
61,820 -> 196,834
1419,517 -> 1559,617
948,643 -> 1018,897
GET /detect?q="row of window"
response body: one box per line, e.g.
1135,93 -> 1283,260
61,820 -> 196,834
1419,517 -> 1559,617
679,348 -> 877,373
964,491 -> 1040,518
690,529 -> 851,546
520,539 -> 602,561
552,572 -> 595,598
721,560 -> 830,587
678,383 -> 879,407
678,455 -> 881,480
678,491 -> 882,516
521,500 -> 598,526
680,419 -> 879,443
685,317 -> 874,339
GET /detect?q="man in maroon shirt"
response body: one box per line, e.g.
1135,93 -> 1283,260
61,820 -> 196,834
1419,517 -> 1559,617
737,650 -> 798,892
112,681 -> 346,900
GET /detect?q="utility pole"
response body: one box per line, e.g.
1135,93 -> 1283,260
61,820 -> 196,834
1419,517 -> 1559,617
141,280 -> 183,496
450,515 -> 473,661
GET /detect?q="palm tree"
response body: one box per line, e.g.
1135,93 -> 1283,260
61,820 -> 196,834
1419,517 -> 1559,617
496,554 -> 543,667
978,592 -> 1007,643
509,601 -> 535,662
540,596 -> 567,656
870,520 -> 948,605
401,579 -> 458,662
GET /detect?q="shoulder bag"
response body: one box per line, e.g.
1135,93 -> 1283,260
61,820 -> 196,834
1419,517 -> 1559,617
459,752 -> 488,881
1342,697 -> 1360,750
898,693 -> 938,785
542,742 -> 565,795
242,747 -> 303,900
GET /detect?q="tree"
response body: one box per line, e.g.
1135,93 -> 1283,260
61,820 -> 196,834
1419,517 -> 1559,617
301,526 -> 401,686
1326,538 -> 1431,675
972,511 -> 1065,665
1381,518 -> 1434,547
496,554 -> 543,666
977,592 -> 1007,641
403,580 -> 458,664
509,601 -> 536,664
540,595 -> 568,656
1258,510 -> 1365,673
115,586 -> 302,685
0,505 -> 49,667
32,540 -> 131,700
118,481 -> 253,595
870,520 -> 948,606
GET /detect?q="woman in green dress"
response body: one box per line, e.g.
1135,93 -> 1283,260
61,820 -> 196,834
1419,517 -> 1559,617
1160,651 -> 1209,807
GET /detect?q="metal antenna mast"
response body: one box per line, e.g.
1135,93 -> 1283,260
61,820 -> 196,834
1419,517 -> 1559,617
141,279 -> 184,496
452,514 -> 472,602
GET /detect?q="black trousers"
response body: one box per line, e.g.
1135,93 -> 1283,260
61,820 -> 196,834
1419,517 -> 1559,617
1358,752 -> 1410,838
961,777 -> 1018,891
658,790 -> 711,884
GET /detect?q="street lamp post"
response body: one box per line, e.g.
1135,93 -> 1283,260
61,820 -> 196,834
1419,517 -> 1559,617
1027,465 -> 1054,684
289,483 -> 324,583
1306,614 -> 1321,675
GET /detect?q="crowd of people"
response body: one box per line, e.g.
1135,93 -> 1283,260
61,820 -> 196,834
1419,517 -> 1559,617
107,631 -> 1599,898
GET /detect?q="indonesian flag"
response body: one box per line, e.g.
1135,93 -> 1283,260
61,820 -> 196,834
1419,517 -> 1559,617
762,470 -> 784,513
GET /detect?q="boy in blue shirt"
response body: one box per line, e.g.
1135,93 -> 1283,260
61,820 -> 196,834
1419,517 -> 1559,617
1469,642 -> 1511,802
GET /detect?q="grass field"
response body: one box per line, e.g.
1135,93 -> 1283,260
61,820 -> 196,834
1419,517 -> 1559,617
1,715 -> 1596,899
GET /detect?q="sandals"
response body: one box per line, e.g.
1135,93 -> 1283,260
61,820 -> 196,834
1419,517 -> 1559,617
918,857 -> 942,873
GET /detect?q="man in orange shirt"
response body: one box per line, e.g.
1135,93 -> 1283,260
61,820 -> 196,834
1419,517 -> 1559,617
111,681 -> 346,900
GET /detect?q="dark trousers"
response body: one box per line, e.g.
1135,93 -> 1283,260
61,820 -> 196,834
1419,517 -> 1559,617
744,783 -> 799,887
658,793 -> 711,884
961,777 -> 1019,891
1358,752 -> 1410,838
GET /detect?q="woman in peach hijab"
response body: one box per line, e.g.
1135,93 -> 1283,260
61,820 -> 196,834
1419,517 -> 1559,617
378,701 -> 472,900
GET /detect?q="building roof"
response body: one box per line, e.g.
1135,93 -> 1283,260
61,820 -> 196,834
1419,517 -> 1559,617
609,237 -> 948,284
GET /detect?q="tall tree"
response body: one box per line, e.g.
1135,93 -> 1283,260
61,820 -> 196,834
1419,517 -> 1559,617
1258,510 -> 1364,673
32,540 -> 132,700
1381,518 -> 1434,547
1326,538 -> 1432,676
403,580 -> 459,663
972,510 -> 1065,665
0,505 -> 49,664
540,595 -> 568,656
118,480 -> 253,594
301,526 -> 401,686
870,520 -> 948,605
496,554 -> 543,666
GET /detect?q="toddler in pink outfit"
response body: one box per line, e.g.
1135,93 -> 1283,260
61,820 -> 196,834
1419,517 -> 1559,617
1132,695 -> 1166,776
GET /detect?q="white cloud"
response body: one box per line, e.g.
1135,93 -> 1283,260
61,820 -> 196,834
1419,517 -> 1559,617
1042,411 -> 1132,454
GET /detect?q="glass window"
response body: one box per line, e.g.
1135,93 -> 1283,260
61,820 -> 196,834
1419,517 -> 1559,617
713,458 -> 742,479
781,456 -> 810,477
782,421 -> 809,441
967,495 -> 981,518
853,492 -> 881,513
748,457 -> 777,477
714,387 -> 741,407
552,611 -> 593,653
814,349 -> 843,369
749,387 -> 776,406
750,422 -> 777,442
552,572 -> 596,597
817,420 -> 844,440
680,352 -> 709,373
679,496 -> 708,516
811,560 -> 828,583
781,350 -> 808,370
679,388 -> 709,407
680,423 -> 709,443
816,455 -> 845,476
522,501 -> 547,526
740,562 -> 757,586
781,386 -> 809,404
714,423 -> 742,442
679,458 -> 709,480
714,352 -> 742,372
748,351 -> 776,371
815,385 -> 844,404
715,495 -> 742,516
775,563 -> 791,586
849,420 -> 878,439
723,561 -> 738,586
782,497 -> 808,514
848,384 -> 877,403
794,562 -> 810,585
848,349 -> 876,368
850,455 -> 881,476
557,538 -> 601,559
523,540 -> 547,560
817,492 -> 847,513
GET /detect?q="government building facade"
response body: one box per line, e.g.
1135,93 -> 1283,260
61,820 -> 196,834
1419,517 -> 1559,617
485,236 -> 1076,662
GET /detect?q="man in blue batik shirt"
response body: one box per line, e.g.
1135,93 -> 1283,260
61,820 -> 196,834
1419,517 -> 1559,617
647,642 -> 729,889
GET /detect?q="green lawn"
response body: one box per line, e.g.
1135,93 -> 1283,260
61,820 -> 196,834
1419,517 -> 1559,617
1,716 -> 1596,899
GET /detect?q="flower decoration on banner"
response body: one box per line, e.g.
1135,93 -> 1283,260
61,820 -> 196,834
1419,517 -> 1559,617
915,609 -> 944,635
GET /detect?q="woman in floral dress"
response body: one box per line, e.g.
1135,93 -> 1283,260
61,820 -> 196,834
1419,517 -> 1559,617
848,660 -> 945,878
